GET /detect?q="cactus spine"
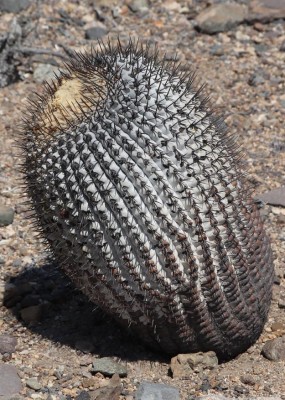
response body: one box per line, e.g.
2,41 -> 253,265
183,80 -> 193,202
20,40 -> 274,359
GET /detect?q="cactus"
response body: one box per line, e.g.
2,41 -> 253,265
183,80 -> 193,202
20,40 -> 274,359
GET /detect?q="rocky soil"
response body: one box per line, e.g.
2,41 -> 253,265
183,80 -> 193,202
0,0 -> 285,399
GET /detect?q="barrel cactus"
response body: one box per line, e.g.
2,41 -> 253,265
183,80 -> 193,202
20,40 -> 274,359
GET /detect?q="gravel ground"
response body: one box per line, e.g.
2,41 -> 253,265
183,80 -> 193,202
0,1 -> 285,399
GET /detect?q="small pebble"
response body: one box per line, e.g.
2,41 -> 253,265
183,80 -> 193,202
240,375 -> 256,386
26,378 -> 41,391
278,298 -> 285,309
0,205 -> 14,226
135,381 -> 180,400
85,26 -> 108,40
0,334 -> 17,354
33,64 -> 59,83
75,391 -> 91,400
92,357 -> 127,378
234,385 -> 249,394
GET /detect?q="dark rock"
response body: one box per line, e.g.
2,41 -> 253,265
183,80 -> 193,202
171,351 -> 218,378
274,276 -> 281,285
248,0 -> 285,23
85,26 -> 108,40
0,335 -> 17,355
92,357 -> 127,377
75,338 -> 95,353
0,205 -> 14,227
262,336 -> 285,361
135,381 -> 180,400
20,304 -> 43,324
280,41 -> 285,52
234,385 -> 249,394
20,294 -> 40,308
75,391 -> 91,400
0,0 -> 30,13
257,187 -> 285,207
278,297 -> 285,309
0,364 -> 22,396
4,282 -> 33,308
195,3 -> 248,34
248,73 -> 265,86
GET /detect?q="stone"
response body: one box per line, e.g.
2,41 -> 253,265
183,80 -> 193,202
26,378 -> 41,391
170,351 -> 218,378
198,396 -> 230,400
0,0 -> 30,13
234,385 -> 249,395
92,357 -> 127,377
257,187 -> 285,207
135,381 -> 180,400
0,334 -> 17,354
280,41 -> 285,52
278,297 -> 285,309
33,64 -> 59,84
85,26 -> 108,40
248,73 -> 265,86
240,375 -> 256,386
75,338 -> 95,353
0,205 -> 14,227
195,3 -> 248,34
127,0 -> 149,13
0,364 -> 22,396
20,305 -> 42,324
262,337 -> 285,361
248,0 -> 285,23
89,374 -> 121,399
75,391 -> 91,400
271,322 -> 285,332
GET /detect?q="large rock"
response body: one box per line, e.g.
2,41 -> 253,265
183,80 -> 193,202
135,381 -> 180,400
171,351 -> 218,378
248,0 -> 285,23
195,3 -> 248,34
0,364 -> 22,396
262,336 -> 285,361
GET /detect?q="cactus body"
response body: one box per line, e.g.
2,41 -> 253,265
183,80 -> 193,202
21,41 -> 274,359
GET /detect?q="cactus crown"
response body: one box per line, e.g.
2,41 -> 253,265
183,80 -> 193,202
19,39 -> 273,359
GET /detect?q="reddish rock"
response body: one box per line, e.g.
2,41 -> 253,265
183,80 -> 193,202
171,351 -> 218,378
262,336 -> 285,361
248,0 -> 285,23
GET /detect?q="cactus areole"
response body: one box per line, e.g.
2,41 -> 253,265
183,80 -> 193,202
20,40 -> 274,360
